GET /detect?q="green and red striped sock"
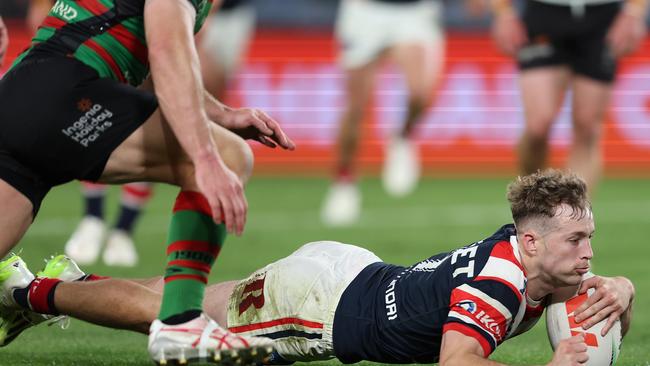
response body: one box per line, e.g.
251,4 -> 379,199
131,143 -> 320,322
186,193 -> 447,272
158,191 -> 226,324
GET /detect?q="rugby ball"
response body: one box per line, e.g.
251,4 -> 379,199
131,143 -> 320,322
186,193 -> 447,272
546,288 -> 622,366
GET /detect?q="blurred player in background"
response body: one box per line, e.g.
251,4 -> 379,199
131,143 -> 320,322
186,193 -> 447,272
321,0 -> 446,227
65,182 -> 153,267
198,0 -> 255,100
491,0 -> 647,193
26,0 -> 154,268
0,15 -> 8,68
0,170 -> 636,365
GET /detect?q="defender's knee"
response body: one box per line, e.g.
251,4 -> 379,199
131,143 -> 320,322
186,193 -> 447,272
573,114 -> 603,147
221,136 -> 254,184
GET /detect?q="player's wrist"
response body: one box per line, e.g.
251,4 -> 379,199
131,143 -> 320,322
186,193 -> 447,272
193,145 -> 222,166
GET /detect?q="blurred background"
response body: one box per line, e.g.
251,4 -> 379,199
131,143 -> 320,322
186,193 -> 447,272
1,1 -> 650,365
2,0 -> 649,176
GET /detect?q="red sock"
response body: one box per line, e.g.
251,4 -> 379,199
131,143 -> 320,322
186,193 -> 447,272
27,278 -> 62,315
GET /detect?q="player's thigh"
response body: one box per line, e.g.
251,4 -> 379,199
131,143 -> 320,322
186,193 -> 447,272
200,5 -> 255,74
571,76 -> 611,129
386,1 -> 445,101
99,110 -> 252,187
0,179 -> 34,258
519,66 -> 572,131
344,61 -> 380,111
388,39 -> 444,102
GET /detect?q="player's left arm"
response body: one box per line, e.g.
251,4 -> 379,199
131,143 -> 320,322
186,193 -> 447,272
607,0 -> 648,57
203,91 -> 295,150
572,275 -> 634,337
0,16 -> 8,68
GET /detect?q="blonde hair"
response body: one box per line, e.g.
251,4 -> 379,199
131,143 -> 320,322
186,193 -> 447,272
507,169 -> 590,227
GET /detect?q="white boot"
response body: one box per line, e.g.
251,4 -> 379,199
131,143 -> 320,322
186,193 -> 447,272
149,314 -> 274,365
382,136 -> 420,197
320,182 -> 361,227
64,216 -> 105,265
102,230 -> 138,267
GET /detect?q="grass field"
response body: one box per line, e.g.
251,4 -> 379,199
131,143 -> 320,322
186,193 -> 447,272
2,177 -> 650,365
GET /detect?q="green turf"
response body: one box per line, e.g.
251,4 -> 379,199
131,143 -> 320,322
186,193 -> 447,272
3,177 -> 650,365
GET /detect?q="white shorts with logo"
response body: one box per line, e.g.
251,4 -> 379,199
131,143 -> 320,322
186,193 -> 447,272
200,5 -> 256,73
335,0 -> 444,69
226,241 -> 382,362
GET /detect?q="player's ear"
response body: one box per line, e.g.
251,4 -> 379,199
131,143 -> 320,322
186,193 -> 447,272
519,230 -> 540,256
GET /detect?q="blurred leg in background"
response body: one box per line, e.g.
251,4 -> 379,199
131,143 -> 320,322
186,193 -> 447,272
65,182 -> 153,267
198,0 -> 256,101
322,0 -> 445,226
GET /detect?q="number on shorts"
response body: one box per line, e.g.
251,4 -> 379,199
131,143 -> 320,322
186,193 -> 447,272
238,276 -> 266,315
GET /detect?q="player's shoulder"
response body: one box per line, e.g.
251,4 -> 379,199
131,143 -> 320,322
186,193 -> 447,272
471,224 -> 527,298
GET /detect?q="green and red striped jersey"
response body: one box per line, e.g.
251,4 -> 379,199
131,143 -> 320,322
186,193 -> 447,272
13,0 -> 213,86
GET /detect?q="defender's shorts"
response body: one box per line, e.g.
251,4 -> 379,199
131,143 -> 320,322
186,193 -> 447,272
0,55 -> 157,214
335,0 -> 444,69
201,5 -> 256,73
518,0 -> 621,82
227,241 -> 382,362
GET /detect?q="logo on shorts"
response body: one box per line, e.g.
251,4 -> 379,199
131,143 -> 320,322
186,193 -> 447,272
238,275 -> 266,315
77,98 -> 93,112
517,35 -> 554,63
62,100 -> 114,148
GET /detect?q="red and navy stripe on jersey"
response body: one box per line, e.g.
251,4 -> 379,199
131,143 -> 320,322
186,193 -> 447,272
332,224 -> 545,364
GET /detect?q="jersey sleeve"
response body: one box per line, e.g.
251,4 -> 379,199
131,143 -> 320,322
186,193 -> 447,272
443,241 -> 526,357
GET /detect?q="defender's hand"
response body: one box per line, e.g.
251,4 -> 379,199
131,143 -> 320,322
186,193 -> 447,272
0,17 -> 8,68
548,335 -> 589,366
607,10 -> 646,58
220,108 -> 295,150
573,276 -> 634,335
491,10 -> 528,56
194,151 -> 248,235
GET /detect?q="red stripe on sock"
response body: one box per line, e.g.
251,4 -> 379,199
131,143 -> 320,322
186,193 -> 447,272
164,274 -> 208,284
123,183 -> 153,200
28,278 -> 61,314
168,260 -> 211,274
173,191 -> 212,217
166,240 -> 220,256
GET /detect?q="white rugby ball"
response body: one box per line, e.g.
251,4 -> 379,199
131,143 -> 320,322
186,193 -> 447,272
546,288 -> 622,366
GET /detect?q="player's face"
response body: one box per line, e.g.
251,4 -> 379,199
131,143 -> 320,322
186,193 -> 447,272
538,205 -> 595,287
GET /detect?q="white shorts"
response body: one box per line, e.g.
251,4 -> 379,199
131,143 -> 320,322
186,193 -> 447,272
226,241 -> 382,362
335,0 -> 444,69
200,5 -> 256,73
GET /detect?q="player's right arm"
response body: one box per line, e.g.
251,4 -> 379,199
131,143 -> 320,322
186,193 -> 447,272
439,330 -> 503,366
439,331 -> 588,366
489,0 -> 527,56
143,0 -> 247,234
0,16 -> 8,67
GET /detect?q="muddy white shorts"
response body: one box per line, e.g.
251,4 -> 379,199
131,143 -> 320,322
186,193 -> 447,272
226,241 -> 382,362
335,0 -> 444,69
200,4 -> 256,73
